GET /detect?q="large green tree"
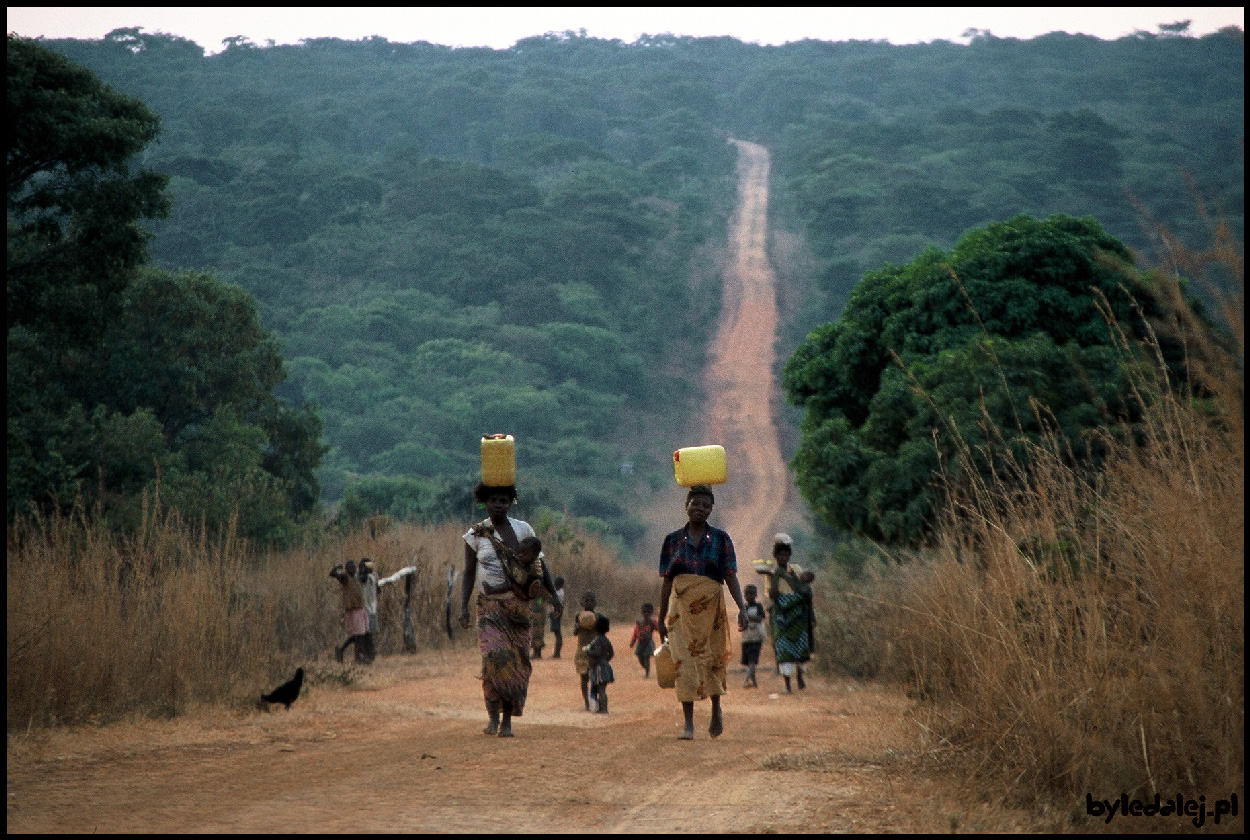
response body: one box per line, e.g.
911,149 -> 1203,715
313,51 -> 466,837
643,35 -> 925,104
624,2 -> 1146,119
7,38 -> 325,541
88,267 -> 327,535
7,34 -> 170,348
8,35 -> 170,515
783,214 -> 1196,545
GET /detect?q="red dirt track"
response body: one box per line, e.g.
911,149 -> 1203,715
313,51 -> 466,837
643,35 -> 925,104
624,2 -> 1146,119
705,139 -> 793,572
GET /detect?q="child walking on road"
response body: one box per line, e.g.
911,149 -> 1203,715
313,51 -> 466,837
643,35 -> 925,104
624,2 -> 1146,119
550,576 -> 566,658
573,591 -> 604,710
585,615 -> 615,713
740,584 -> 767,688
629,602 -> 660,678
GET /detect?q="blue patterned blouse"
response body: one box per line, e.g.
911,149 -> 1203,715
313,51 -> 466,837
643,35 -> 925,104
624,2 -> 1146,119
658,524 -> 738,582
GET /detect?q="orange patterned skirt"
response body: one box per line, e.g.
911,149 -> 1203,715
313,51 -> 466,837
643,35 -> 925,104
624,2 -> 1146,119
664,574 -> 731,702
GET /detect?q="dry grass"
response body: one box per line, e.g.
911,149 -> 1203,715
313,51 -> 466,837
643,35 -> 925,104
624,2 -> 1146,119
6,502 -> 655,731
533,516 -> 658,623
806,222 -> 1244,823
810,548 -> 910,681
868,244 -> 1244,812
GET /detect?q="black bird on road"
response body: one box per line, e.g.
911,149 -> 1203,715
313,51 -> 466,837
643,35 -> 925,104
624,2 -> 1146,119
259,667 -> 305,711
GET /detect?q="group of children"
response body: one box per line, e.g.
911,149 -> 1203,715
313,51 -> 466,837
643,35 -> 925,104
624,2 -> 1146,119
331,556 -> 421,664
565,580 -> 777,714
342,537 -> 791,713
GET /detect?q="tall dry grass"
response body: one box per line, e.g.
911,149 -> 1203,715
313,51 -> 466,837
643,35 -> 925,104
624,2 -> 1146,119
874,240 -> 1243,807
8,499 -> 280,729
533,515 -> 659,622
7,499 -> 655,731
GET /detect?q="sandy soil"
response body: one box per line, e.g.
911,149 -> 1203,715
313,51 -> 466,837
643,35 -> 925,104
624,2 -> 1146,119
705,140 -> 797,574
7,645 -> 1046,833
5,139 -> 1053,834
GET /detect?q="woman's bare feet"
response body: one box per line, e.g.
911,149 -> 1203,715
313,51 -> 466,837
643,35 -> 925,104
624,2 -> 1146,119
679,701 -> 695,740
499,703 -> 514,737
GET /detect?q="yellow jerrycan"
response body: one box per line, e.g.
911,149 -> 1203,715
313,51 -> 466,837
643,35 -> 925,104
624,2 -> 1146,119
480,434 -> 516,487
673,444 -> 727,487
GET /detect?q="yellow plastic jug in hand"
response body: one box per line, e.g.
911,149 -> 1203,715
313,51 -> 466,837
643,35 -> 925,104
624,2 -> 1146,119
480,434 -> 516,487
673,445 -> 727,487
654,641 -> 677,689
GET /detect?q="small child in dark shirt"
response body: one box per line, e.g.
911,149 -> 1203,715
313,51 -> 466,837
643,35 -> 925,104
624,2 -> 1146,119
574,591 -> 605,710
585,614 -> 615,713
629,602 -> 660,678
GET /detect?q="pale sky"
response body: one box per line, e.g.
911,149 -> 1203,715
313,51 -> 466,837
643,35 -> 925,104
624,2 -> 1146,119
7,7 -> 1245,53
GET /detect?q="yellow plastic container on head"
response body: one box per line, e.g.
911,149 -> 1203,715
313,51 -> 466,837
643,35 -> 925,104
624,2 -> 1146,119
673,444 -> 727,487
480,434 -> 516,487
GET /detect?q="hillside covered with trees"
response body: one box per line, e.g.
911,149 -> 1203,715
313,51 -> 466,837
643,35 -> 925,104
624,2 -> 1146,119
15,23 -> 1244,547
8,37 -> 325,543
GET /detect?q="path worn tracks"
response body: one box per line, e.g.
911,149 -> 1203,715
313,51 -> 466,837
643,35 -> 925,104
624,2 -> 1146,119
706,139 -> 793,570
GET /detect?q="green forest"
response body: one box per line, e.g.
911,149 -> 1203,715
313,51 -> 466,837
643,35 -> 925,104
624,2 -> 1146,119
9,23 -> 1244,549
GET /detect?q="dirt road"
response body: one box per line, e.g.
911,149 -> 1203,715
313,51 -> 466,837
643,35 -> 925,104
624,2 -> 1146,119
7,645 -> 1041,833
705,139 -> 797,571
6,141 -> 1048,834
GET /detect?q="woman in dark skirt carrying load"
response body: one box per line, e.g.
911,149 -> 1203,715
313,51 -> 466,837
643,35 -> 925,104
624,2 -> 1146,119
767,533 -> 815,693
460,483 -> 562,737
657,484 -> 748,740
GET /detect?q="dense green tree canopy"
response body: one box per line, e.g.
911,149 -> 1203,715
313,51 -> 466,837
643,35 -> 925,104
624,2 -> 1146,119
7,34 -> 170,349
7,38 -> 324,542
24,26 -> 1241,544
783,215 -> 1196,545
8,35 -> 172,518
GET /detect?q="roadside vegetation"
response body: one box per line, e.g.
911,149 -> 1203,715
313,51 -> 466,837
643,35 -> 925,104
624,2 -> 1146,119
6,504 -> 653,730
8,24 -> 1242,826
15,25 -> 1240,547
809,228 -> 1243,813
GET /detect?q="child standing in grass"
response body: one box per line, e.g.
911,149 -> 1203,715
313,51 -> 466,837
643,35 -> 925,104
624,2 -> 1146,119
357,558 -> 379,664
629,602 -> 660,678
331,560 -> 368,664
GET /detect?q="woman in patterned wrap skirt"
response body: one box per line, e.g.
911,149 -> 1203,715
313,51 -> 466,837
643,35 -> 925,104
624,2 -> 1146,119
460,483 -> 562,737
657,484 -> 748,740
